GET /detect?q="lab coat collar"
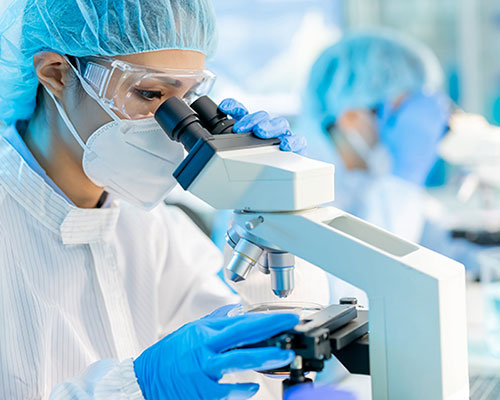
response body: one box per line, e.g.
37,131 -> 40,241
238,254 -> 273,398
0,133 -> 120,245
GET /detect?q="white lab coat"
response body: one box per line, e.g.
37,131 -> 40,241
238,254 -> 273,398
0,133 -> 240,398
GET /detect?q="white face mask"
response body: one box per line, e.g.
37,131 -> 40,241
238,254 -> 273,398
341,129 -> 391,176
46,61 -> 185,211
329,125 -> 391,177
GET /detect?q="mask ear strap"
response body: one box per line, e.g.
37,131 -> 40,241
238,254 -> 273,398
341,128 -> 373,162
44,87 -> 89,151
341,128 -> 391,175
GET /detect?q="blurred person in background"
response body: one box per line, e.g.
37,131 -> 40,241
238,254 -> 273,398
295,29 -> 452,310
298,29 -> 450,243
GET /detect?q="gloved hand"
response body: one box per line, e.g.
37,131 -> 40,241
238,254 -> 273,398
376,91 -> 450,186
219,98 -> 307,155
133,305 -> 299,400
284,383 -> 356,400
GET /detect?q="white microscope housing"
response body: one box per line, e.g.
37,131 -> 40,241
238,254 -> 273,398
185,144 -> 469,400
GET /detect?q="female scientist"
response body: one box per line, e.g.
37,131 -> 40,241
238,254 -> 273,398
0,0 -> 307,398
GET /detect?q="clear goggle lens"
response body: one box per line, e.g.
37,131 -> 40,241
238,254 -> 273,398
75,56 -> 216,119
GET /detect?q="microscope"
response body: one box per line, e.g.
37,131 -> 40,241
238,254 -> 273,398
155,96 -> 469,400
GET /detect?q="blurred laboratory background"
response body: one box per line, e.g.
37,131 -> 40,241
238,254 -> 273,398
209,0 -> 500,123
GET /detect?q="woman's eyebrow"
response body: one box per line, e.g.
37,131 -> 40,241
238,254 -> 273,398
141,76 -> 183,88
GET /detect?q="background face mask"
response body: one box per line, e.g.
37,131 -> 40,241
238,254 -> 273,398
328,124 -> 391,177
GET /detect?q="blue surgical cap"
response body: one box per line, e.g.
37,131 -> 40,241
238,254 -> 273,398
0,0 -> 218,125
306,29 -> 444,128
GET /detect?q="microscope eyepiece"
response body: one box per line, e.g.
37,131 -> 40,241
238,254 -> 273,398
154,97 -> 211,151
154,96 -> 237,151
190,96 -> 235,135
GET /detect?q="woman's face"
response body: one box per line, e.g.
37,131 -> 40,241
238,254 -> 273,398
61,49 -> 206,159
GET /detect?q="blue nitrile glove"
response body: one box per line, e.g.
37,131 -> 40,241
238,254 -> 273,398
133,305 -> 299,400
284,383 -> 357,400
376,91 -> 450,186
219,98 -> 307,156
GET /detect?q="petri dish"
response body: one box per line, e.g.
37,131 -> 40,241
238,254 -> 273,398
228,301 -> 324,319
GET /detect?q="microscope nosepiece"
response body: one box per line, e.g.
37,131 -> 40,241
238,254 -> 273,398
225,227 -> 241,249
226,238 -> 264,282
268,252 -> 295,298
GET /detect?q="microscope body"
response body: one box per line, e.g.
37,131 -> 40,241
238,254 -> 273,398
231,207 -> 469,399
155,96 -> 469,400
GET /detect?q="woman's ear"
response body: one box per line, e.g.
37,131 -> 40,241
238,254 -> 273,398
33,51 -> 72,99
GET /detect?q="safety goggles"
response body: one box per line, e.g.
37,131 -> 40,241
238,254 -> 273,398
73,55 -> 216,120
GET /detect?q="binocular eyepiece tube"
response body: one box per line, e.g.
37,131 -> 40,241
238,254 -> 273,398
154,96 -> 235,152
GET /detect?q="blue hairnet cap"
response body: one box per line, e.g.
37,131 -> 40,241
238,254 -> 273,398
306,29 -> 444,128
0,0 -> 218,125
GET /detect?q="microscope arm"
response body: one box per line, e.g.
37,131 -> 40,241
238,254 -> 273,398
231,207 -> 469,400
